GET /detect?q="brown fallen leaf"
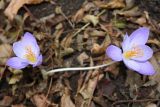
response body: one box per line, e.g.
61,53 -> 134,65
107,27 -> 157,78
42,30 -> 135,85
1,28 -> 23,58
31,94 -> 57,107
0,44 -> 12,65
60,88 -> 75,107
77,52 -> 89,66
135,17 -> 147,26
72,2 -> 96,23
12,104 -> 26,107
125,69 -> 143,86
0,96 -> 13,106
72,8 -> 85,23
94,0 -> 125,9
149,54 -> 160,93
4,0 -> 43,20
31,94 -> 46,107
0,0 -> 5,9
114,6 -> 142,17
145,103 -> 157,107
148,39 -> 160,47
75,69 -> 104,107
89,29 -> 106,37
91,35 -> 111,54
8,73 -> 23,84
0,44 -> 12,80
125,0 -> 135,9
60,33 -> 73,48
83,15 -> 99,26
60,48 -> 74,57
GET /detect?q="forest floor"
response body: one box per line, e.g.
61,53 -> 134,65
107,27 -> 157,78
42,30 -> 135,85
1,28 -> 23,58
0,0 -> 160,107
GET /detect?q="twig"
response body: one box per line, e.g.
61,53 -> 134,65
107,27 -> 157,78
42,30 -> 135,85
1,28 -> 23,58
44,77 -> 53,107
112,99 -> 160,107
46,61 -> 115,76
72,9 -> 106,37
73,23 -> 90,37
61,12 -> 74,28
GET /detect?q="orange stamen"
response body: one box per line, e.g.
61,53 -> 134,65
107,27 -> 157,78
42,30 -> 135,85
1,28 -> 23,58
123,46 -> 144,59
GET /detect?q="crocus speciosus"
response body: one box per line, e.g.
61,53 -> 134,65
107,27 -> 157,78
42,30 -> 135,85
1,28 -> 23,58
106,27 -> 155,75
7,32 -> 42,69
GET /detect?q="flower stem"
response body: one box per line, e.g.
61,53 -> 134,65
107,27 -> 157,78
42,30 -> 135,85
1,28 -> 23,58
46,61 -> 115,76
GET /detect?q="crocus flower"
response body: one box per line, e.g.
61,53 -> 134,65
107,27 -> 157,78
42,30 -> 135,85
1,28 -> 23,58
106,27 -> 155,75
7,32 -> 42,69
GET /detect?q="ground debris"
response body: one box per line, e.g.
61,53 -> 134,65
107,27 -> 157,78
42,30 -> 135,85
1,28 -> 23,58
0,0 -> 160,106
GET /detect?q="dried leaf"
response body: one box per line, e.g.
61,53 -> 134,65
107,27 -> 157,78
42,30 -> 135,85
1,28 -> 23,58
55,6 -> 62,14
8,74 -> 23,84
94,0 -> 125,9
31,94 -> 46,107
112,19 -> 126,28
125,0 -> 135,9
0,0 -> 5,9
72,2 -> 96,23
89,30 -> 106,37
135,17 -> 147,25
4,0 -> 43,20
148,39 -> 160,47
145,103 -> 157,107
9,68 -> 23,75
0,67 -> 5,80
0,96 -> 13,106
72,8 -> 85,23
12,104 -> 26,107
114,6 -> 141,17
60,33 -> 73,48
149,55 -> 160,82
0,44 -> 12,65
98,79 -> 116,99
83,2 -> 96,11
76,34 -> 83,51
53,26 -> 64,48
55,23 -> 63,30
31,94 -> 57,107
83,15 -> 99,26
149,54 -> 160,92
91,43 -> 101,54
76,70 -> 104,106
60,48 -> 74,57
34,32 -> 45,41
61,88 -> 75,107
104,62 -> 119,77
91,35 -> 111,54
125,70 -> 142,87
77,52 -> 89,65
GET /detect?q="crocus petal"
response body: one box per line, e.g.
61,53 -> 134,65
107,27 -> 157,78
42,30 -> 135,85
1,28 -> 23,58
131,45 -> 153,61
22,32 -> 40,57
22,32 -> 37,44
28,43 -> 40,58
123,59 -> 155,75
122,33 -> 131,51
13,41 -> 27,59
106,45 -> 122,61
13,32 -> 40,59
129,27 -> 149,47
32,54 -> 42,67
6,57 -> 29,69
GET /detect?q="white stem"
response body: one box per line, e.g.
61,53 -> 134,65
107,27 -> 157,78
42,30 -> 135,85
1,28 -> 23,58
46,61 -> 115,75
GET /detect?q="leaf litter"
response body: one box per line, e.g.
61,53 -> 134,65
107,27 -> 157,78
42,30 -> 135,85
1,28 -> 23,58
0,0 -> 160,107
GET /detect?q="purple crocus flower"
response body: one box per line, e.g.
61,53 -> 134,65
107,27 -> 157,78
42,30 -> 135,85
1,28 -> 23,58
7,32 -> 42,69
106,27 -> 155,75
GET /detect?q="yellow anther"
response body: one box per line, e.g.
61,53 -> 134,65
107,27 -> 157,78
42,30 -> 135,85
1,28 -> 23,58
123,46 -> 143,59
25,46 -> 36,63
